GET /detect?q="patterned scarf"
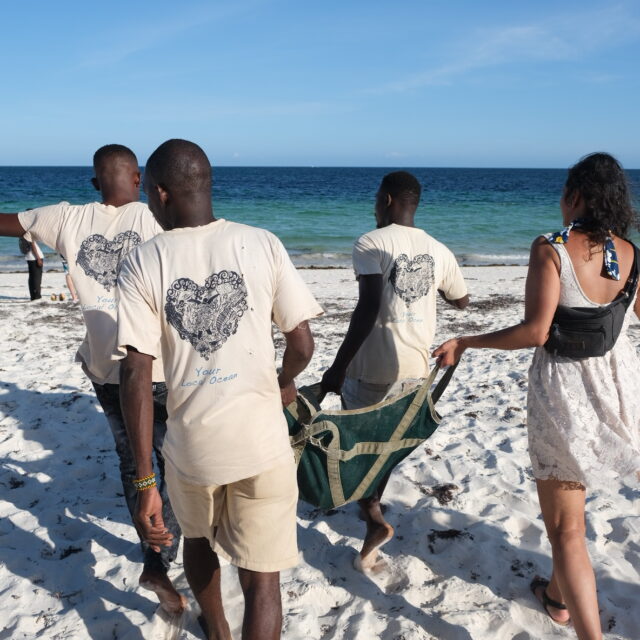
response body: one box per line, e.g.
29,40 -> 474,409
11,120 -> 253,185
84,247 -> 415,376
545,218 -> 619,281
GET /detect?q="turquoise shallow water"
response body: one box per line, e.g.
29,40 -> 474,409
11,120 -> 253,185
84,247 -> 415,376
1,166 -> 638,271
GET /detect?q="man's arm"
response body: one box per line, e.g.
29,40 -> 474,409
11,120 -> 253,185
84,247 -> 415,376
31,241 -> 43,268
321,274 -> 383,394
65,272 -> 79,301
433,238 -> 560,366
438,289 -> 469,309
119,347 -> 172,551
0,214 -> 26,237
278,320 -> 314,406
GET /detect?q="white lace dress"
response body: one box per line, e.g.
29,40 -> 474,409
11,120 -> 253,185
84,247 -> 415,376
527,244 -> 640,485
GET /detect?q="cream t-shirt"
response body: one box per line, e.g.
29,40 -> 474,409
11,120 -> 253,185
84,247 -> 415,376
347,223 -> 467,384
115,219 -> 323,486
18,202 -> 164,384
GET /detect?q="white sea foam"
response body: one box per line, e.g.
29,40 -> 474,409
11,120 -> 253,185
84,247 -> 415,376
459,253 -> 530,266
290,251 -> 530,269
291,252 -> 351,269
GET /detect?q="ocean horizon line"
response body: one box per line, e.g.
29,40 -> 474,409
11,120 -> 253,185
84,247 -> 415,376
3,164 -> 639,171
2,166 -> 636,273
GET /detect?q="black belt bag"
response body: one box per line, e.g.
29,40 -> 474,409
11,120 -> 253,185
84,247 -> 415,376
544,243 -> 639,359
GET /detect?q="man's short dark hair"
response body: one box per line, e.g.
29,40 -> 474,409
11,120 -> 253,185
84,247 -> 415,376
145,139 -> 211,195
380,171 -> 421,207
93,144 -> 138,172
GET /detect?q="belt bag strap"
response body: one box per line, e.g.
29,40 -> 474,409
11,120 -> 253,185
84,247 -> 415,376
544,241 -> 639,358
626,242 -> 640,303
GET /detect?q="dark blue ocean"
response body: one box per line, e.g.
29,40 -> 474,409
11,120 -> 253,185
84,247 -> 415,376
1,166 -> 638,271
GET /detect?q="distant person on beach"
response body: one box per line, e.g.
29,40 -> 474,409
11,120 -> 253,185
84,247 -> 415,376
321,170 -> 469,571
434,153 -> 640,640
19,236 -> 44,300
0,145 -> 184,615
60,254 -> 79,302
116,139 -> 322,640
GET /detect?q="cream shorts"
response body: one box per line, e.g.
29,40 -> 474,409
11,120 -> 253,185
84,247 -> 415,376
166,459 -> 299,572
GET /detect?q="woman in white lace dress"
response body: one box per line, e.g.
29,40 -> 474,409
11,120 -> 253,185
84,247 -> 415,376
434,153 -> 640,640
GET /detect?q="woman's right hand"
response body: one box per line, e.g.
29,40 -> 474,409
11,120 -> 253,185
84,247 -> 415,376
432,338 -> 466,367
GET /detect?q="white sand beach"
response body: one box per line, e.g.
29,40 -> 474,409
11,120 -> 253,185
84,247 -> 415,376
0,266 -> 638,639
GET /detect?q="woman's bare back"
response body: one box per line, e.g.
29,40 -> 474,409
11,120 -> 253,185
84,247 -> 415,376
562,232 -> 636,305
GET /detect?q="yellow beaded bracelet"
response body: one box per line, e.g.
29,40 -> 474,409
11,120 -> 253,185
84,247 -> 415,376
133,473 -> 157,491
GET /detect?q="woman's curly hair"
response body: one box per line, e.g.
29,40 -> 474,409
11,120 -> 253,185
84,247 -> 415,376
564,152 -> 639,242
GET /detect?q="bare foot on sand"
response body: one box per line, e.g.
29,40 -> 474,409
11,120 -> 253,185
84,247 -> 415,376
354,551 -> 390,574
355,522 -> 394,572
139,568 -> 187,615
198,614 -> 232,640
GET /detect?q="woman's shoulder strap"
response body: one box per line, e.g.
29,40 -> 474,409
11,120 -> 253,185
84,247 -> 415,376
628,241 -> 639,285
539,233 -> 564,258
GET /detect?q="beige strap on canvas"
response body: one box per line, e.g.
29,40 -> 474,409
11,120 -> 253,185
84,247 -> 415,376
341,365 -> 440,504
290,363 -> 458,506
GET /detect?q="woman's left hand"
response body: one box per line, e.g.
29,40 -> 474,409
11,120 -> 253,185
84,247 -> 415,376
432,338 -> 466,367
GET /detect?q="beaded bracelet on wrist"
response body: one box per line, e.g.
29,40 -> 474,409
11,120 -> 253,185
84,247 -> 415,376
133,473 -> 157,491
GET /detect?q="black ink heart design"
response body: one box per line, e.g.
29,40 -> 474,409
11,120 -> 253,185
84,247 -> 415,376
76,231 -> 142,290
165,270 -> 248,359
389,253 -> 435,305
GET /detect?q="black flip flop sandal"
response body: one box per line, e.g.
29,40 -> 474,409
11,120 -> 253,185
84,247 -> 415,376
530,576 -> 571,627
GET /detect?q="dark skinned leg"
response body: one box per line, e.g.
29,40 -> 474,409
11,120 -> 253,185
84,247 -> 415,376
238,568 -> 281,640
183,537 -> 231,640
93,382 -> 184,613
341,381 -> 396,569
139,385 -> 185,614
357,469 -> 394,569
139,556 -> 186,616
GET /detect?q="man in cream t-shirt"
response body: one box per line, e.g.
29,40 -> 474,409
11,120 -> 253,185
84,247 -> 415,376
116,139 -> 322,640
322,170 -> 469,571
0,145 -> 184,614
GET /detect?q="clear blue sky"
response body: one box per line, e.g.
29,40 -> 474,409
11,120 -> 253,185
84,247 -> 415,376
2,0 -> 639,167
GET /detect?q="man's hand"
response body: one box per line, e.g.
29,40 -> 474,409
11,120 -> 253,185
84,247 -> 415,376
278,376 -> 297,407
135,487 -> 173,552
320,364 -> 346,395
120,347 -> 162,549
30,242 -> 42,267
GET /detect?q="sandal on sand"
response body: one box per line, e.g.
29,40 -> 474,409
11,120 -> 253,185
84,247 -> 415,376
530,576 -> 571,626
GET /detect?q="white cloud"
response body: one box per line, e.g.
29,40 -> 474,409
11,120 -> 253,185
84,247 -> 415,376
125,99 -> 353,122
79,1 -> 265,68
373,3 -> 640,93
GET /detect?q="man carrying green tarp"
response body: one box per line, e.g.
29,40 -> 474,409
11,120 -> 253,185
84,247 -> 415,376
321,170 -> 469,571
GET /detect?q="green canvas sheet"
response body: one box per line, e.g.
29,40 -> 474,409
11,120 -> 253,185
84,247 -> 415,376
285,364 -> 457,509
